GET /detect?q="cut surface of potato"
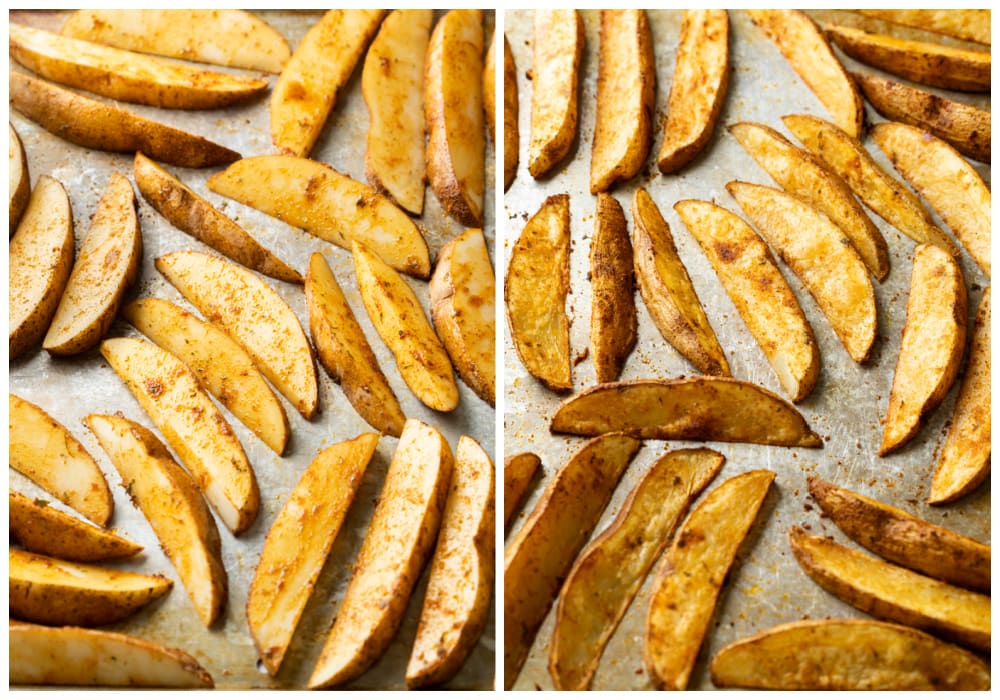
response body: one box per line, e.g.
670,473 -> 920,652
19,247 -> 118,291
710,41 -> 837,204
856,9 -> 991,45
503,452 -> 541,528
9,121 -> 29,235
501,33 -> 518,190
590,193 -> 637,384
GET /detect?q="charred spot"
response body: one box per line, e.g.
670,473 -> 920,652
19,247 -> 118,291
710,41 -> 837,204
714,241 -> 739,263
143,378 -> 164,397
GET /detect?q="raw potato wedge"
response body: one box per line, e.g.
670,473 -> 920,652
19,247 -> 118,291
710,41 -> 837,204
353,241 -> 459,413
42,172 -> 141,356
505,194 -> 572,392
675,199 -> 819,402
808,477 -> 989,592
856,9 -> 991,45
270,10 -> 385,157
248,433 -> 379,676
9,24 -> 268,110
406,436 -> 495,688
362,9 -> 431,216
156,250 -> 318,420
9,175 -> 74,360
425,9 -> 485,227
645,469 -> 775,690
305,253 -> 406,437
133,153 -> 300,284
930,287 -> 991,504
746,10 -> 863,138
632,188 -> 729,376
100,336 -> 260,535
503,452 -> 541,528
10,549 -> 172,627
504,433 -> 642,689
550,448 -> 724,690
9,393 -> 113,526
590,193 -> 637,384
11,73 -> 241,168
501,33 -> 518,190
789,527 -> 990,651
590,10 -> 656,194
9,122 -> 29,235
880,243 -> 967,455
430,229 -> 496,405
10,622 -> 214,688
657,10 -> 730,173
86,414 -> 227,627
309,419 -> 453,689
60,9 -> 291,73
710,619 -> 991,690
207,155 -> 430,279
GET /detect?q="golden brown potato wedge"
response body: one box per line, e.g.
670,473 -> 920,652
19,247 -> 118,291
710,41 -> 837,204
590,193 -> 637,384
501,33 -> 519,191
248,433 -> 379,676
856,9 -> 991,45
711,619 -> 991,690
309,419 -> 453,689
9,122 -> 29,236
484,30 -> 496,144
503,452 -> 541,528
645,469 -> 775,690
658,10 -> 730,173
550,448 -> 724,690
880,243 -> 967,455
590,10 -> 656,193
271,10 -> 385,157
675,199 -> 819,402
504,433 -> 642,689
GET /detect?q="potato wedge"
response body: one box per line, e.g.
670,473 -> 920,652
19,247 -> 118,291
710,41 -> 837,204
590,10 -> 655,193
305,253 -> 406,437
9,122 -> 29,235
856,9 -> 991,45
632,188 -> 729,376
9,174 -> 74,360
430,228 -> 496,405
484,30 -> 496,144
155,250 -> 318,420
309,419 -> 453,689
504,433 -> 642,689
9,393 -> 113,526
505,194 -> 572,392
528,10 -> 584,179
60,9 -> 290,73
10,549 -> 172,627
789,527 -> 990,651
503,452 -> 541,528
248,433 -> 379,676
407,435 -> 494,688
551,448 -> 724,690
9,24 -> 268,109
501,33 -> 519,190
880,243 -> 967,455
590,194 -> 637,384
711,619 -> 991,690
133,154 -> 300,284
100,336 -> 260,535
42,171 -> 141,356
675,199 -> 819,402
10,622 -> 214,688
207,155 -> 430,279
425,10 -> 485,226
270,10 -> 385,157
362,10 -> 431,216
645,469 -> 775,690
657,10 -> 729,173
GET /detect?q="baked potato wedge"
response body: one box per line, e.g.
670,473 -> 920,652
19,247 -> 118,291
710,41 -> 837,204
504,433 -> 642,689
550,448 -> 724,690
309,419 -> 453,689
590,193 -> 637,384
9,122 -> 29,235
484,30 -> 496,144
500,33 -> 518,190
503,452 -> 541,528
855,9 -> 991,45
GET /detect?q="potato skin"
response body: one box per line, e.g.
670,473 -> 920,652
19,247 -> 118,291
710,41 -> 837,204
501,34 -> 519,191
9,122 -> 29,236
503,452 -> 541,528
589,193 -> 637,384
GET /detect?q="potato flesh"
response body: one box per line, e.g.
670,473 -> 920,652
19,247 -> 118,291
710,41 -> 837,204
503,452 -> 541,528
856,9 -> 991,45
590,193 -> 637,384
9,122 -> 29,235
501,34 -> 519,190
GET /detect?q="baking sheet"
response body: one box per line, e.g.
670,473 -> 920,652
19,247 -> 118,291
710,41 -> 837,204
9,9 -> 495,690
502,9 -> 989,691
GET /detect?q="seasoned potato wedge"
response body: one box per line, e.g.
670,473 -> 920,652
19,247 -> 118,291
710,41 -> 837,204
645,469 -> 775,690
309,419 -> 453,689
484,30 -> 496,144
503,452 -> 541,528
504,433 -> 642,689
551,448 -> 724,690
856,9 -> 991,45
501,33 -> 519,190
248,433 -> 379,676
590,193 -> 637,383
9,122 -> 29,235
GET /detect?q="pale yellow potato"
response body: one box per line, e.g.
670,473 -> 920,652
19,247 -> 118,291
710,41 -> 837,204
504,433 -> 642,689
501,33 -> 519,190
248,433 -> 379,676
550,448 -> 724,690
270,10 -> 385,156
503,452 -> 541,528
425,10 -> 485,227
100,336 -> 260,535
590,194 -> 637,384
155,250 -> 319,420
362,9 -> 431,215
9,121 -> 29,235
9,24 -> 268,109
856,9 -> 991,45
309,419 -> 453,689
207,155 -> 430,279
